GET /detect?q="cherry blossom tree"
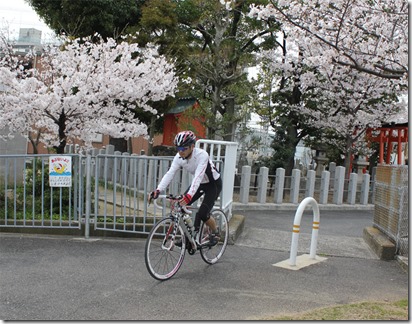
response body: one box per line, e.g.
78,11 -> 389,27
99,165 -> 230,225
0,34 -> 178,153
299,61 -> 405,172
248,0 -> 408,172
249,0 -> 408,82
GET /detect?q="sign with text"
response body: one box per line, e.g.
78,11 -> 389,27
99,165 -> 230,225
49,156 -> 72,187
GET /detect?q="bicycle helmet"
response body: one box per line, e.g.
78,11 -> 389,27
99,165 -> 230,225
174,130 -> 196,147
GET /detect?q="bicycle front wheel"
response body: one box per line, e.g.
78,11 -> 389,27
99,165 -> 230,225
145,217 -> 186,280
199,209 -> 229,264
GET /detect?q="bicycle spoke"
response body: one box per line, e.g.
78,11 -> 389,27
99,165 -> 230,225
145,217 -> 186,280
199,209 -> 229,264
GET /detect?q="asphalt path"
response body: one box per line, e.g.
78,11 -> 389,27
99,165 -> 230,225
0,209 -> 408,321
236,209 -> 380,259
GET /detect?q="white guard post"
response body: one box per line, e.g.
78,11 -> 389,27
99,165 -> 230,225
273,197 -> 327,270
195,139 -> 238,219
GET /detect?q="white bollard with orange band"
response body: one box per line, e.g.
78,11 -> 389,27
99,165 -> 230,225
289,197 -> 320,266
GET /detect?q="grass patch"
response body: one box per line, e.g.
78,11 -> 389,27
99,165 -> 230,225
257,299 -> 408,320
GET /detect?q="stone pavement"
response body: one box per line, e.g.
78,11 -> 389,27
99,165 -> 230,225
0,206 -> 408,321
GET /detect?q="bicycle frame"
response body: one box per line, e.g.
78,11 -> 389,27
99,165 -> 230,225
146,193 -> 229,280
154,195 -> 197,251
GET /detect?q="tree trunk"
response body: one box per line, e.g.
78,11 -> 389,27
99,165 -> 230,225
223,97 -> 236,142
28,131 -> 41,154
147,115 -> 156,156
54,110 -> 67,154
343,136 -> 354,178
285,126 -> 300,176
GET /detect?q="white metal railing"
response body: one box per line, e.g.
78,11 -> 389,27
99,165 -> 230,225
0,154 -> 83,229
196,139 -> 239,218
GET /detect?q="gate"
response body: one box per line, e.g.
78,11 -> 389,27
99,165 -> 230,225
90,154 -> 177,236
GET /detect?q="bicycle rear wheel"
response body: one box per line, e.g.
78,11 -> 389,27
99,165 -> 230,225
145,217 -> 186,280
199,209 -> 229,264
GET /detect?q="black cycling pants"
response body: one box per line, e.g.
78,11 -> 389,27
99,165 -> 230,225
185,177 -> 222,231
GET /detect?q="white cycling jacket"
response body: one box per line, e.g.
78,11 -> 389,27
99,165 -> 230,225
156,147 -> 220,197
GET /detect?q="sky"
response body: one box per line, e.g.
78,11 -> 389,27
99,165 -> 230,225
0,0 -> 56,42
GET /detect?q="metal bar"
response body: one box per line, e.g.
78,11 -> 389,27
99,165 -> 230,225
113,155 -> 118,229
13,158 -> 17,226
103,155 -> 108,229
85,154 -> 92,239
94,155 -> 100,230
3,158 -> 8,225
23,159 -> 27,226
289,197 -> 321,266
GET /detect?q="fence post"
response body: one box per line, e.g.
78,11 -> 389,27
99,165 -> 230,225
84,154 -> 92,239
65,144 -> 73,153
121,152 -> 130,187
89,149 -> 98,198
370,167 -> 377,204
319,170 -> 330,204
274,167 -> 285,203
290,169 -> 301,204
257,166 -> 269,204
305,170 -> 316,198
114,151 -> 121,185
220,143 -> 238,216
98,149 -> 105,178
329,162 -> 336,187
333,166 -> 345,205
360,173 -> 370,205
347,172 -> 358,204
240,165 -> 251,204
147,159 -> 155,192
105,144 -> 115,181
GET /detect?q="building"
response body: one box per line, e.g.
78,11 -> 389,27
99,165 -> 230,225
0,28 -> 45,156
162,98 -> 206,146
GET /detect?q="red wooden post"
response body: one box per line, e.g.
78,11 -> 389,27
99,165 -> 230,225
385,129 -> 392,164
379,131 -> 384,164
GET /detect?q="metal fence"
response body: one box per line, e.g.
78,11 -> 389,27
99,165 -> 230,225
90,153 -> 192,236
373,165 -> 408,257
0,139 -> 238,238
0,154 -> 83,229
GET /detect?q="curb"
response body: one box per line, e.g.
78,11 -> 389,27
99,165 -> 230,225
232,202 -> 375,212
228,212 -> 408,273
228,214 -> 245,245
228,204 -> 374,246
363,226 -> 396,260
396,256 -> 408,273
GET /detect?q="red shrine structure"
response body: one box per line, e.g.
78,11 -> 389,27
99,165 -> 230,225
162,97 -> 206,146
366,122 -> 408,165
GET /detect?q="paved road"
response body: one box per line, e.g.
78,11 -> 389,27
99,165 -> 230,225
236,209 -> 379,259
0,209 -> 408,320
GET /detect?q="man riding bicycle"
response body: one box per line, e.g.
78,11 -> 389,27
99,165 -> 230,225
150,130 -> 221,246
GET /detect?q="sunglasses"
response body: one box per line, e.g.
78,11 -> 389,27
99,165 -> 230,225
177,146 -> 189,152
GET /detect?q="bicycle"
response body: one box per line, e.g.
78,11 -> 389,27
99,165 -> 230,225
144,194 -> 229,281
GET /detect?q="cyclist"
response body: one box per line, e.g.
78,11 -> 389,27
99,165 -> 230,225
149,130 -> 222,246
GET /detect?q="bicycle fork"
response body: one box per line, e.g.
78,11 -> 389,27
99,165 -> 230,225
161,220 -> 179,251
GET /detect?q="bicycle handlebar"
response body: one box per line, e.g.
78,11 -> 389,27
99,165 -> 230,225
152,194 -> 193,214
